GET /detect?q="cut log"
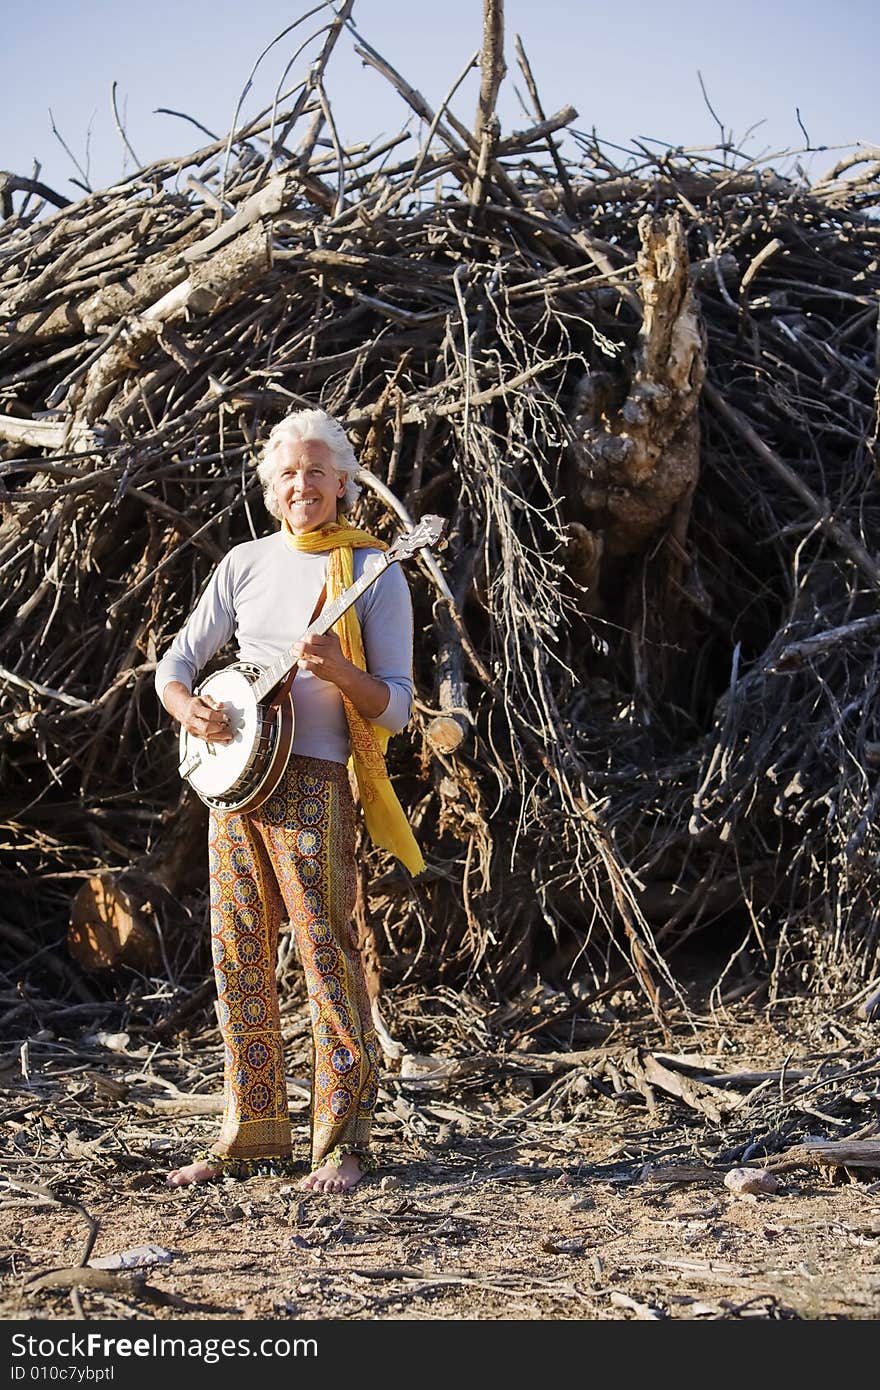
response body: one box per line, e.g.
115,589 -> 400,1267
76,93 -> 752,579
426,607 -> 471,753
69,869 -> 167,973
69,794 -> 206,974
426,713 -> 468,754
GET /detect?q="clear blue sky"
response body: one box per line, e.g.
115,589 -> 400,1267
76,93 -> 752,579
4,0 -> 878,198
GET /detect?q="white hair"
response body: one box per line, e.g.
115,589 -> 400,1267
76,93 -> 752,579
256,408 -> 362,517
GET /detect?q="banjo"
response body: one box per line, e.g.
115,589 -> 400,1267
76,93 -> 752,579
177,514 -> 446,813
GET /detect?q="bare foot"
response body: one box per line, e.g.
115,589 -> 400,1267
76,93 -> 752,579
299,1153 -> 365,1194
166,1156 -> 223,1187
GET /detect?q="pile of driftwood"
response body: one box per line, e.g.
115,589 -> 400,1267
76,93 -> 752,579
1,1 -> 879,1030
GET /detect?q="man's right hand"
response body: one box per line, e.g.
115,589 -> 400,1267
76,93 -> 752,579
183,693 -> 233,744
162,681 -> 233,744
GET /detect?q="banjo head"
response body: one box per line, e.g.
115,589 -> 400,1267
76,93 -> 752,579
179,665 -> 265,800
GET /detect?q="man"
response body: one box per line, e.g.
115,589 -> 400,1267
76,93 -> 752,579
155,407 -> 422,1192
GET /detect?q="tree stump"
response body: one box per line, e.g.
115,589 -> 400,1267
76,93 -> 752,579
68,793 -> 206,973
70,869 -> 167,973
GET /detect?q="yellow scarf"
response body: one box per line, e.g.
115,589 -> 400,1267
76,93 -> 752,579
281,518 -> 425,877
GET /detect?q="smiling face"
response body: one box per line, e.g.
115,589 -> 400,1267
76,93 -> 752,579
271,437 -> 347,534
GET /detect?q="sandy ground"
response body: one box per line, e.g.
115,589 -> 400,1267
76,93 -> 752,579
1,986 -> 878,1323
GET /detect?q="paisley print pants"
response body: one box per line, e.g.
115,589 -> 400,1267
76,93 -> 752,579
207,755 -> 379,1166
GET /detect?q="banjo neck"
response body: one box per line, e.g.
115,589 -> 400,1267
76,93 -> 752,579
249,551 -> 391,704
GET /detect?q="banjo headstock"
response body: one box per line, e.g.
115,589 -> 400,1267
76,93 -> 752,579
385,514 -> 447,565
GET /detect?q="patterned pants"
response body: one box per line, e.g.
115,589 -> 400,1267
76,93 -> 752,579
207,755 -> 379,1168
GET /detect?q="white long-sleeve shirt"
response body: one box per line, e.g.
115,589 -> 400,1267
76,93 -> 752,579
154,531 -> 414,765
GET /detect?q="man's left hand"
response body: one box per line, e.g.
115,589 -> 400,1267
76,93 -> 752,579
293,632 -> 351,686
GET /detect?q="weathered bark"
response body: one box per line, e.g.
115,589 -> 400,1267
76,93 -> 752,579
0,170 -> 70,216
567,213 -> 704,561
354,856 -> 382,1006
470,0 -> 506,210
764,1139 -> 880,1178
77,222 -> 273,423
0,414 -> 99,451
79,254 -> 191,334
